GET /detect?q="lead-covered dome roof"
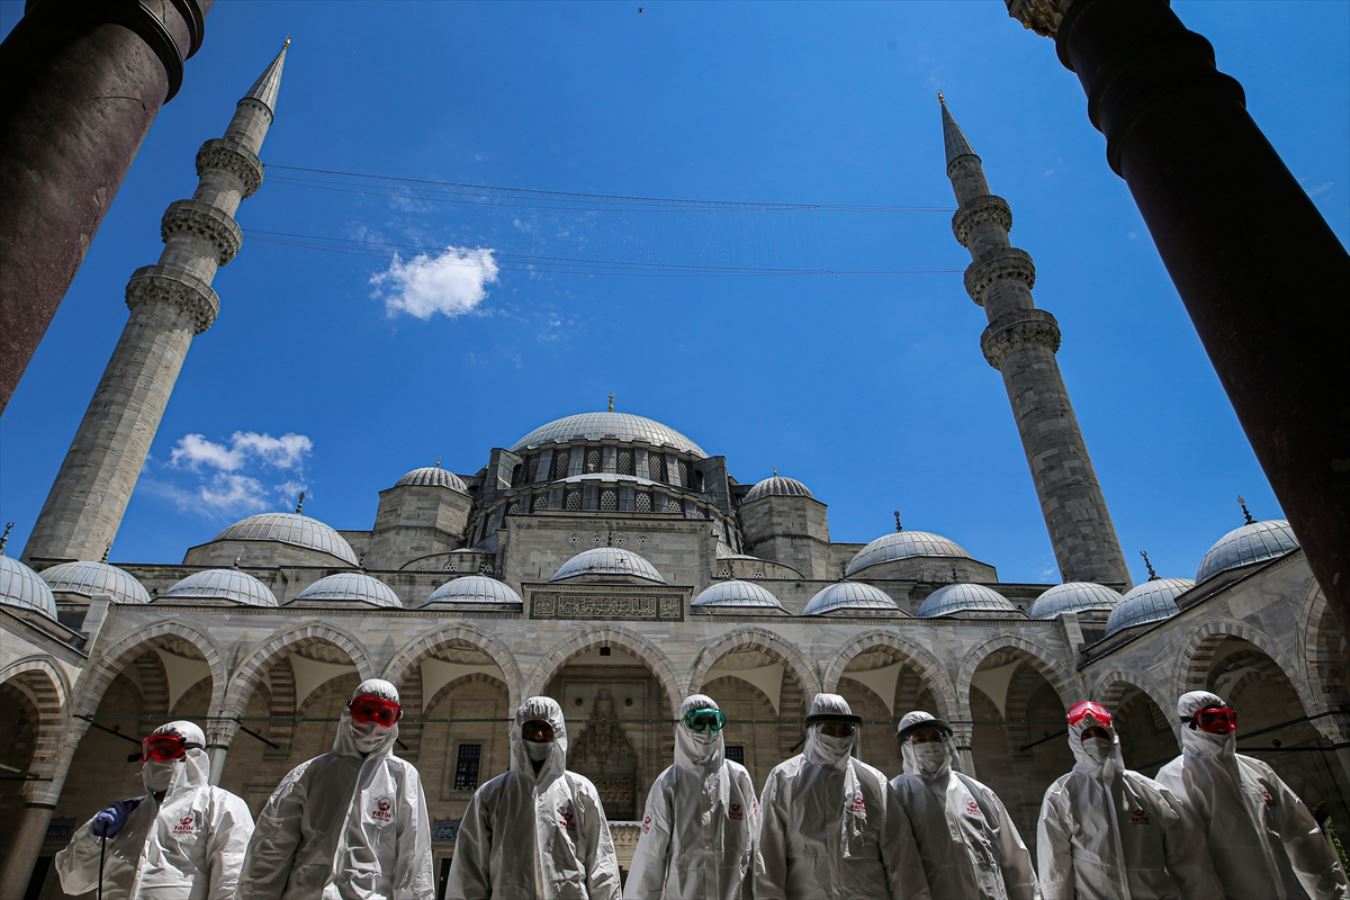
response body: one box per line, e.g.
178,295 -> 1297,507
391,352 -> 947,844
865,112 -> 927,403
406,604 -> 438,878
1195,519 -> 1298,583
1,555 -> 58,619
511,412 -> 707,458
294,572 -> 402,608
1106,577 -> 1194,636
1028,582 -> 1122,620
692,580 -> 785,610
213,512 -> 359,566
396,465 -> 467,493
425,575 -> 523,606
40,560 -> 151,605
846,530 -> 972,577
916,583 -> 1020,618
550,547 -> 666,583
744,475 -> 813,503
162,569 -> 277,607
803,581 -> 903,616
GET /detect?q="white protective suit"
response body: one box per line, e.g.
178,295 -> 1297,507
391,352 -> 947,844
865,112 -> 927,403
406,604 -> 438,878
445,695 -> 621,900
55,720 -> 254,900
1036,702 -> 1223,899
237,678 -> 435,900
890,711 -> 1040,900
1155,690 -> 1349,900
624,694 -> 759,900
753,693 -> 931,900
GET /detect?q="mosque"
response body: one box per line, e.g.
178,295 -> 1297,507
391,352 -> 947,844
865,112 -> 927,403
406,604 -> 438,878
1,38 -> 1345,899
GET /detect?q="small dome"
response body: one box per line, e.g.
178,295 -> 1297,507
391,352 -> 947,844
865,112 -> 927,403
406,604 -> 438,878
846,530 -> 972,577
550,547 -> 665,584
162,569 -> 277,607
213,512 -> 359,566
40,561 -> 151,605
1195,519 -> 1298,583
294,572 -> 402,608
916,583 -> 1020,618
511,411 -> 707,458
744,475 -> 814,503
425,575 -> 523,606
1106,577 -> 1194,636
395,466 -> 467,492
692,580 -> 785,610
1,555 -> 58,619
803,581 -> 902,616
1028,582 -> 1122,620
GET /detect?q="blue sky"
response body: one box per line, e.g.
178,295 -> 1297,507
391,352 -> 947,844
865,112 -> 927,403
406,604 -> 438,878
1,1 -> 1346,584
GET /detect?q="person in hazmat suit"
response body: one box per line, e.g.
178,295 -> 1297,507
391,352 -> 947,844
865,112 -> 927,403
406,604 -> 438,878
889,710 -> 1039,900
1036,699 -> 1223,899
1155,690 -> 1349,900
753,692 -> 931,900
624,694 -> 759,899
445,695 -> 621,900
237,678 -> 435,899
55,719 -> 254,899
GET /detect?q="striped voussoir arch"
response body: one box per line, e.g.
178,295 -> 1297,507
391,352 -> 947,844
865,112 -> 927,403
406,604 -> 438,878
526,625 -> 684,717
822,630 -> 958,722
382,622 -> 524,713
0,656 -> 70,799
690,625 -> 823,700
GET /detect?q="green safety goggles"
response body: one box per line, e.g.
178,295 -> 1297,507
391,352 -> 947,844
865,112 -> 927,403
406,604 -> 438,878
683,708 -> 727,734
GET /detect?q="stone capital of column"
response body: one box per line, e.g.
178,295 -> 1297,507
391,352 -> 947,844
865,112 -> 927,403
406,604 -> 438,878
196,137 -> 264,197
1006,0 -> 1067,38
161,199 -> 243,265
963,247 -> 1036,305
952,195 -> 1013,249
125,264 -> 220,334
980,308 -> 1063,369
206,715 -> 242,747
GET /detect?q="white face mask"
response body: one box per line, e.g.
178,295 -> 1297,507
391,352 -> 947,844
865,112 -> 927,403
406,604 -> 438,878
912,742 -> 948,775
524,739 -> 553,762
352,720 -> 388,754
142,760 -> 178,793
1081,736 -> 1112,761
813,732 -> 854,764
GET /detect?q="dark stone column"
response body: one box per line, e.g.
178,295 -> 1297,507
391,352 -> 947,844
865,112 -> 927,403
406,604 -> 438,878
0,0 -> 212,414
1045,0 -> 1350,639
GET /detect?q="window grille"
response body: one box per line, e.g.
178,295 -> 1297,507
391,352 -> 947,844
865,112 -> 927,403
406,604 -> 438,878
565,490 -> 582,511
648,455 -> 664,482
635,493 -> 651,513
532,494 -> 548,512
725,745 -> 745,764
526,455 -> 538,481
508,501 -> 521,514
586,448 -> 601,473
553,450 -> 570,479
600,490 -> 617,512
666,498 -> 682,514
618,449 -> 634,475
454,744 -> 482,791
678,460 -> 689,485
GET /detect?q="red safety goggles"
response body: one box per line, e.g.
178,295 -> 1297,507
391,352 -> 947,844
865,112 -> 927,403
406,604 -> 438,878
350,695 -> 401,728
141,734 -> 199,763
1189,706 -> 1237,734
1066,700 -> 1113,730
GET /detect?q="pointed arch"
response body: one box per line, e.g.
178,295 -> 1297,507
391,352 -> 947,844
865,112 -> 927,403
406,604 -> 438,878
1301,585 -> 1347,717
526,626 -> 683,716
822,631 -> 957,720
1174,618 -> 1308,702
956,633 -> 1080,721
689,626 -> 822,699
1090,669 -> 1175,725
382,622 -> 524,713
74,619 -> 227,718
222,621 -> 374,717
0,656 -> 71,798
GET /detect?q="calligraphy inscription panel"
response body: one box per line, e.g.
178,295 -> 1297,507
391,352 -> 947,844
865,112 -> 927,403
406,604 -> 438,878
530,591 -> 683,621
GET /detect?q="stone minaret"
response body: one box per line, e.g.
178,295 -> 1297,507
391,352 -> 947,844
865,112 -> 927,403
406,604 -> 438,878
940,95 -> 1130,587
24,40 -> 289,564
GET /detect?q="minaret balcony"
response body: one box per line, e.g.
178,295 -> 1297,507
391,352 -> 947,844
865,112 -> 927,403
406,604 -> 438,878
125,264 -> 220,334
951,195 -> 1013,249
195,137 -> 264,197
161,200 -> 243,265
963,247 -> 1036,304
980,308 -> 1063,368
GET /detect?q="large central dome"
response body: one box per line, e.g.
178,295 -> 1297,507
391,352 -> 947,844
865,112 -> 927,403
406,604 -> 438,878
511,411 -> 707,458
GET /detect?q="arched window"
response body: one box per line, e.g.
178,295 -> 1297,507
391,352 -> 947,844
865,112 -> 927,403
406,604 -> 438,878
532,494 -> 548,512
648,454 -> 665,482
586,448 -> 601,473
600,490 -> 618,512
553,450 -> 570,480
618,449 -> 634,476
635,493 -> 651,513
565,490 -> 582,511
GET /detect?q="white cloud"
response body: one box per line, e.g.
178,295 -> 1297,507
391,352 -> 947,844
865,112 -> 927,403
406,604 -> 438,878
169,431 -> 312,472
198,473 -> 269,514
370,245 -> 500,320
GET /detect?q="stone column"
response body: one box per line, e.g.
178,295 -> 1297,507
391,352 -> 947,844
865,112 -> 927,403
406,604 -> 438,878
941,98 -> 1131,587
0,717 -> 92,898
0,0 -> 212,414
1007,0 -> 1350,649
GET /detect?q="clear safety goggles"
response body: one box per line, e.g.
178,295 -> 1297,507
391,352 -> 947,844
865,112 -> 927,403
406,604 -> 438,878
350,695 -> 402,727
683,708 -> 727,734
141,734 -> 201,762
1066,700 -> 1113,729
1187,706 -> 1237,734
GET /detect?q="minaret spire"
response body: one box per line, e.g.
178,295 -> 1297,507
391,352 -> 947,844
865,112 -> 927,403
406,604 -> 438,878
940,97 -> 1130,587
24,42 -> 290,564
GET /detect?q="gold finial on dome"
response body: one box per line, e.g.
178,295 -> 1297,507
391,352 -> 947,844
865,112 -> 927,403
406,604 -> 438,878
0,521 -> 13,555
295,491 -> 306,515
1237,495 -> 1255,525
434,457 -> 441,469
894,510 -> 903,532
102,543 -> 112,563
1140,549 -> 1158,581
607,392 -> 615,413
